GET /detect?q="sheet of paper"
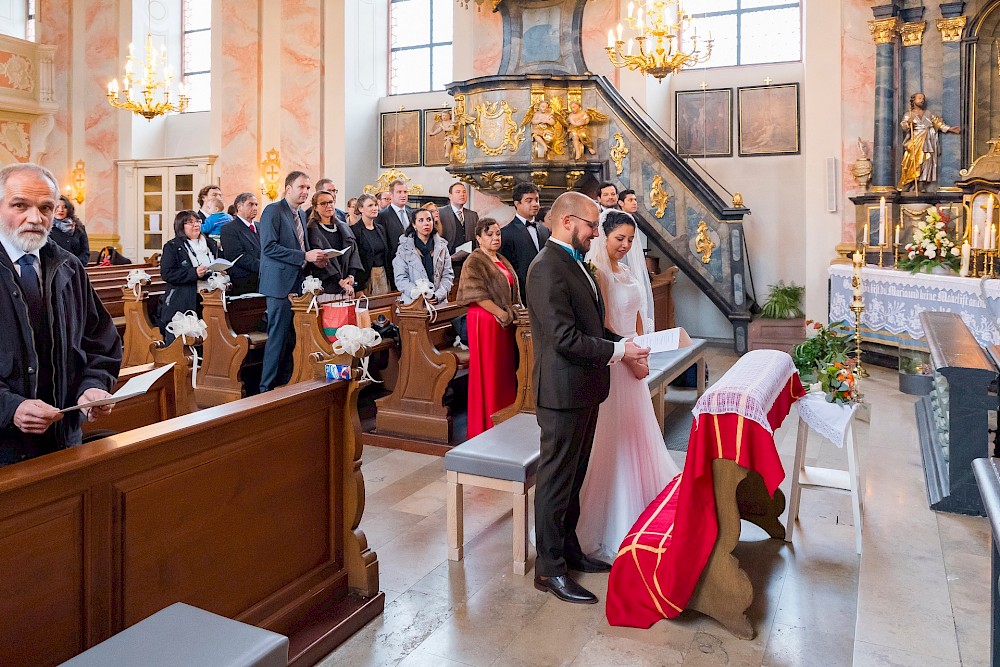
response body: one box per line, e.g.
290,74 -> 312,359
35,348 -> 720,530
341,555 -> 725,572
323,247 -> 349,257
206,255 -> 239,272
633,327 -> 691,354
455,241 -> 473,254
59,363 -> 176,413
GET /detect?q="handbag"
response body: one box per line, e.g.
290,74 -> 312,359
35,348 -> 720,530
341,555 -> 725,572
372,314 -> 400,345
320,300 -> 357,343
355,295 -> 372,329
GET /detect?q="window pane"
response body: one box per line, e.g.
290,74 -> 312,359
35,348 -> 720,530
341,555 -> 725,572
740,7 -> 800,65
687,0 -> 737,14
184,73 -> 211,113
432,0 -> 452,43
741,0 -> 795,9
183,0 -> 212,32
174,173 -> 193,192
688,14 -> 736,68
431,44 -> 452,91
144,175 -> 163,193
391,0 -> 431,49
184,30 -> 212,74
391,48 -> 431,94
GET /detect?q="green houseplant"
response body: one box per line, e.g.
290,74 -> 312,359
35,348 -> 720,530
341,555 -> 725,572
759,282 -> 805,320
748,282 -> 806,352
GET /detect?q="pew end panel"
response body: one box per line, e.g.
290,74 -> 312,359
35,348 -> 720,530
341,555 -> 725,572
82,363 -> 178,438
195,287 -> 266,408
151,336 -> 200,415
120,283 -> 164,367
0,379 -> 382,667
492,306 -> 534,425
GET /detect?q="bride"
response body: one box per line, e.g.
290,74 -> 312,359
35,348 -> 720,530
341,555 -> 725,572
576,209 -> 682,560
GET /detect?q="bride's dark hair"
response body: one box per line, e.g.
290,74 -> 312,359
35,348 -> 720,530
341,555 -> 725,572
602,209 -> 636,236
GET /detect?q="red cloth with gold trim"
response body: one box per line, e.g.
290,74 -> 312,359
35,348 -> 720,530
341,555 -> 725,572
606,373 -> 805,627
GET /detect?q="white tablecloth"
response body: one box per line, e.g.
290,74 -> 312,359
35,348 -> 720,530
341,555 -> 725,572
797,391 -> 858,448
828,265 -> 1000,348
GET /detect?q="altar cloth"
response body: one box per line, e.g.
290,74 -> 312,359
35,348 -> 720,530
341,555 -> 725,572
605,372 -> 804,628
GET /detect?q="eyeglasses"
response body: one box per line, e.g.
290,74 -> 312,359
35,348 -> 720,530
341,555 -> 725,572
317,200 -> 336,207
183,220 -> 200,227
568,214 -> 599,230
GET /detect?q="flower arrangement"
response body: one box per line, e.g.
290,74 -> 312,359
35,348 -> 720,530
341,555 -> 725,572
897,206 -> 961,274
791,321 -> 862,404
816,359 -> 862,405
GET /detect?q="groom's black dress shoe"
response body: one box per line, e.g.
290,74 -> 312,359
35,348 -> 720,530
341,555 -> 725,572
534,575 -> 599,604
566,554 -> 613,573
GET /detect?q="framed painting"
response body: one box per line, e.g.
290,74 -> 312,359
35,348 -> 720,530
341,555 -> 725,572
380,110 -> 422,168
423,108 -> 454,167
737,83 -> 800,157
675,88 -> 732,158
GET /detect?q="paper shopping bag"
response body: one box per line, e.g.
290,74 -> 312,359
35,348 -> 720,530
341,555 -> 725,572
355,295 -> 372,329
321,301 -> 357,342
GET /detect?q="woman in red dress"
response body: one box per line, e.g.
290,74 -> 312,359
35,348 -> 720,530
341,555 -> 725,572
457,218 -> 522,438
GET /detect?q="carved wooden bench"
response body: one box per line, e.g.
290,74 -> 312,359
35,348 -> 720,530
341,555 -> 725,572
374,296 -> 470,444
82,362 -> 182,438
121,282 -> 165,367
194,287 -> 267,408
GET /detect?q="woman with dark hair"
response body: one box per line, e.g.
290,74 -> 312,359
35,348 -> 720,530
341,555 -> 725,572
158,209 -> 220,344
350,194 -> 391,295
535,205 -> 552,231
307,189 -> 363,297
393,208 -> 453,304
345,197 -> 360,226
456,217 -> 521,437
50,195 -> 91,265
576,209 -> 677,560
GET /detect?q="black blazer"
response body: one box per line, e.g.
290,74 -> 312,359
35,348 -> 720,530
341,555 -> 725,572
438,204 -> 478,254
158,235 -> 219,329
526,240 -> 621,410
351,220 -> 391,290
500,217 -> 550,303
219,217 -> 261,295
376,205 -> 414,261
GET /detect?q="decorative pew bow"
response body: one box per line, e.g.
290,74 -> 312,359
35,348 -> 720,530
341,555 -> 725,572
331,324 -> 383,383
164,310 -> 207,388
409,278 -> 438,323
125,268 -> 152,298
302,275 -> 323,313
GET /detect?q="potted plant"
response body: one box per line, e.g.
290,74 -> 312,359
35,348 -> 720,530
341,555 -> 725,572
748,281 -> 806,352
793,321 -> 863,404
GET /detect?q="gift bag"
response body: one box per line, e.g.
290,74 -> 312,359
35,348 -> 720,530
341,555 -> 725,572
321,301 -> 357,342
355,295 -> 372,329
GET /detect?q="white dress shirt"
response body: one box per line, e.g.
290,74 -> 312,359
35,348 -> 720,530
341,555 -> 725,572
0,233 -> 41,283
516,214 -> 540,251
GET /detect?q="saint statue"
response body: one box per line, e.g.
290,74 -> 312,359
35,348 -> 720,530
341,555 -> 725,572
898,92 -> 960,192
521,98 -> 566,159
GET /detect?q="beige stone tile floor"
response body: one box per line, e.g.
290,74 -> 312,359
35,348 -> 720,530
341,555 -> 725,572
321,346 -> 992,666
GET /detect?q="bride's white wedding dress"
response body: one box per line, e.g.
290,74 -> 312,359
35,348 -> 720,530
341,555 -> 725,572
577,262 -> 682,560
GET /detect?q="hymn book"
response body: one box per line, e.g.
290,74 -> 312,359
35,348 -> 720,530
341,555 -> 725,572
59,363 -> 177,413
633,327 -> 693,354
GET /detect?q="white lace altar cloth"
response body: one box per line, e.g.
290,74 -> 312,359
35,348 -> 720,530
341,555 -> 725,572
797,391 -> 858,448
692,350 -> 798,435
828,265 -> 1000,348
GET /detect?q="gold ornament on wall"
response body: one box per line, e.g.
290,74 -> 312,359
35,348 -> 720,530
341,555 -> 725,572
899,21 -> 926,47
522,86 -> 568,160
731,192 -> 744,209
610,133 -> 629,176
867,17 -> 900,45
565,170 -> 585,191
936,16 -> 966,43
469,100 -> 524,157
259,148 -> 281,202
695,220 -> 715,264
565,87 -> 607,161
450,94 -> 474,164
530,171 -> 548,186
605,0 -> 713,81
479,171 -> 516,191
66,160 -> 86,205
649,175 -> 670,219
362,168 -> 424,197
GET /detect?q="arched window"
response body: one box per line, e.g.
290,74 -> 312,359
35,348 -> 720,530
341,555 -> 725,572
389,0 -> 453,95
686,0 -> 801,69
182,0 -> 211,112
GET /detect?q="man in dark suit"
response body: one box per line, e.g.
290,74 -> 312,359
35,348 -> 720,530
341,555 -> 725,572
220,192 -> 261,295
439,182 -> 478,254
258,171 -> 329,392
527,192 -> 649,604
196,184 -> 223,223
499,182 -> 546,302
597,181 -> 619,211
374,178 -> 415,288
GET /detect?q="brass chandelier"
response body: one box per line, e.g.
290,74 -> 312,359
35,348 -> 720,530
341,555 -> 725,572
107,22 -> 189,120
606,0 -> 712,81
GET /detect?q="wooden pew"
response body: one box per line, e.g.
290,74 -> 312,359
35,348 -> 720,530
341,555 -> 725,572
121,283 -> 165,367
151,335 -> 200,415
651,266 -> 678,332
194,287 -> 267,408
492,306 -> 533,425
94,272 -> 167,336
374,296 -> 469,445
0,378 -> 382,667
82,362 -> 180,438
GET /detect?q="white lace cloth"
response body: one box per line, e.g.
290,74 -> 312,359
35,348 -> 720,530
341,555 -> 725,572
797,391 -> 858,448
692,350 -> 798,434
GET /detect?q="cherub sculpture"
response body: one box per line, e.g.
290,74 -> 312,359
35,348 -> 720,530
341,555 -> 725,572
566,101 -> 608,161
521,97 -> 567,159
428,109 -> 459,162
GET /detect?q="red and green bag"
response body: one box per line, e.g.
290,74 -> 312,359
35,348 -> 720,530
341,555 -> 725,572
320,301 -> 357,343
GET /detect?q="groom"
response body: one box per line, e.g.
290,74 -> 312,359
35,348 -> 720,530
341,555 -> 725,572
526,192 -> 650,604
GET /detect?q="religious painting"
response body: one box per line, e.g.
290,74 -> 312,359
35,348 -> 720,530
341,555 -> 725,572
675,88 -> 732,158
380,110 -> 421,168
423,108 -> 454,167
738,83 -> 800,157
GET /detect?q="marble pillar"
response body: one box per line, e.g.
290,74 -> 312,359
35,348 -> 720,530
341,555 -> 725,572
899,20 -> 925,103
868,17 -> 899,191
937,14 -> 967,188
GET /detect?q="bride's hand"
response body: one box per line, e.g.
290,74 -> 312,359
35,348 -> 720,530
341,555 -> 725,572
624,356 -> 650,380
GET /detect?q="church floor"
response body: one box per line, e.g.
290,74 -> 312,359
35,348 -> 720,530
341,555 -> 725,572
321,347 -> 992,667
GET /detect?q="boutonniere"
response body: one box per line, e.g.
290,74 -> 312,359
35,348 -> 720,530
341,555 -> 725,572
585,261 -> 599,280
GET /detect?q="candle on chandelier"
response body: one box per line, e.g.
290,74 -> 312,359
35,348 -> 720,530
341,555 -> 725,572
108,79 -> 118,96
607,29 -> 615,48
627,1 -> 634,19
627,39 -> 634,56
617,22 -> 623,42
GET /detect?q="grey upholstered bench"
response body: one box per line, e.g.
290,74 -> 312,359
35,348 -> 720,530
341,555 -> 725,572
646,339 -> 708,428
59,602 -> 288,667
445,412 -> 541,575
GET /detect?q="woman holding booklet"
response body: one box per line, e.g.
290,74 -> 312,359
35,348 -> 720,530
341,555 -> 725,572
576,209 -> 681,560
159,209 -> 222,344
307,189 -> 363,297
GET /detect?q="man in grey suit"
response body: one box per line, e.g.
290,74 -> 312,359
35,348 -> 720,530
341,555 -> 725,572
258,171 -> 329,393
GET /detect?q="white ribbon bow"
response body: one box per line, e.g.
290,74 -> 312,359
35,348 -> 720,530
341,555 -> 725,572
331,324 -> 383,383
206,272 -> 230,293
302,275 -> 323,313
125,268 -> 152,298
410,278 -> 438,322
165,310 -> 207,388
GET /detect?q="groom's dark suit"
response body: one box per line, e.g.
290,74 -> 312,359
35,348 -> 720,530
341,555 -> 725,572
526,239 -> 622,578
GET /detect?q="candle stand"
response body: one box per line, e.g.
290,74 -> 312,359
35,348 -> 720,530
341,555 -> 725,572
850,301 -> 869,379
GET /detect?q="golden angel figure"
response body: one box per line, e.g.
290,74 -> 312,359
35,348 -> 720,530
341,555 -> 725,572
566,101 -> 608,161
521,98 -> 567,159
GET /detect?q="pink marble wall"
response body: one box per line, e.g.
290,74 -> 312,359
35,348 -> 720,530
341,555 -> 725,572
840,0 -> 876,242
581,0 -> 619,85
218,0 -> 260,195
80,0 -> 119,234
37,0 -> 70,195
472,8 -> 503,77
280,0 -> 321,177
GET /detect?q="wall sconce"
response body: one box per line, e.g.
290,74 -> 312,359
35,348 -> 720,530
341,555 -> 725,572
65,160 -> 86,205
259,148 -> 281,202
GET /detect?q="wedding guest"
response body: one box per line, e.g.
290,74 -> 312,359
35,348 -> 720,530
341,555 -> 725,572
457,217 -> 521,438
196,185 -> 224,224
377,191 -> 392,211
351,194 -> 391,296
159,210 -> 220,344
50,195 -> 91,265
307,189 -> 363,296
393,208 -> 453,305
345,197 -> 360,226
422,201 -> 443,236
536,205 -> 552,231
200,197 -> 233,236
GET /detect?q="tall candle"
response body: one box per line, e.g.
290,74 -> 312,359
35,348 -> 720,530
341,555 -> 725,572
988,194 -> 995,230
852,251 -> 863,301
992,223 -> 997,251
974,224 -> 980,249
961,242 -> 972,277
895,222 -> 901,245
863,221 -> 870,247
879,197 -> 886,246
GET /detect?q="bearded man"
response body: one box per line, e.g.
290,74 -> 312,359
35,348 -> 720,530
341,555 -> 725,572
0,163 -> 121,465
899,92 -> 960,192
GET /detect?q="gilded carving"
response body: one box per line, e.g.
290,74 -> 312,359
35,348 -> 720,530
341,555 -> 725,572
565,87 -> 608,161
362,168 -> 424,197
695,221 -> 716,264
565,170 -> 585,190
936,16 -> 966,43
0,121 -> 30,160
649,175 -> 670,219
610,132 -> 629,176
731,192 -> 744,209
530,171 -> 548,186
480,171 -> 516,191
469,100 -> 524,157
899,22 -> 926,47
867,18 -> 900,45
449,94 -> 474,164
522,85 -> 567,159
